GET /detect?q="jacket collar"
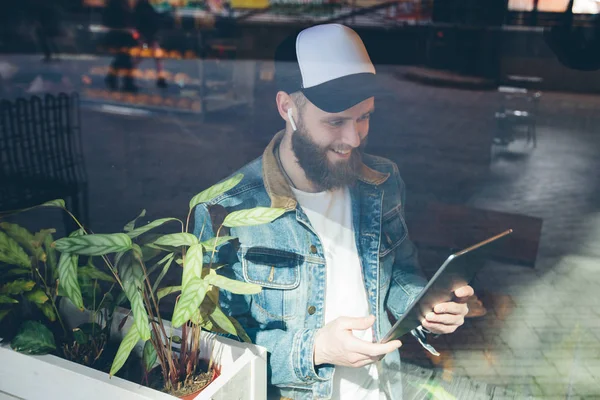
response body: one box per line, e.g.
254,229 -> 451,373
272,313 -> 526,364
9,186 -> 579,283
262,130 -> 390,209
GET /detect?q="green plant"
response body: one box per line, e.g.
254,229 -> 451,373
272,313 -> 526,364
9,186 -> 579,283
0,201 -> 122,366
44,174 -> 285,396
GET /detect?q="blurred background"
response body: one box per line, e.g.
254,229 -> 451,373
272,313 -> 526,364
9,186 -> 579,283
1,0 -> 599,398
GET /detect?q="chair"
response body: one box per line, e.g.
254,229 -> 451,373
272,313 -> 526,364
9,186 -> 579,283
0,92 -> 89,228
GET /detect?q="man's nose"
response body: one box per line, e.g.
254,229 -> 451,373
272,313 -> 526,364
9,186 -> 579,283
341,122 -> 361,148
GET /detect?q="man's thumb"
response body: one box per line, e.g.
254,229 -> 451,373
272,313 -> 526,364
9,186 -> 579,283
341,315 -> 375,330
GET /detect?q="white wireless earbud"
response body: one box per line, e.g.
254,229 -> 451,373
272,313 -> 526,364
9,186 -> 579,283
287,108 -> 297,132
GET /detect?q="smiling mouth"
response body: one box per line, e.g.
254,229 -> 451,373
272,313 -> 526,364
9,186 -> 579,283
331,149 -> 351,156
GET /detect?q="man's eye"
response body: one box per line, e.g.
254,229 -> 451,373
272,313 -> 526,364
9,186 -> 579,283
359,114 -> 371,121
329,120 -> 344,127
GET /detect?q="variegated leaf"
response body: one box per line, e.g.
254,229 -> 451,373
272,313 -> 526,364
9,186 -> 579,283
0,280 -> 35,295
126,218 -> 180,239
40,199 -> 65,208
189,173 -> 244,210
151,254 -> 174,293
223,207 -> 287,228
54,233 -> 132,256
124,209 -> 146,232
157,285 -> 181,302
118,252 -> 151,341
0,222 -> 44,260
153,233 -> 198,247
57,251 -> 83,310
110,324 -> 141,376
171,278 -> 209,328
0,295 -> 18,304
24,289 -> 49,304
204,273 -> 262,295
200,236 -> 235,252
77,265 -> 115,282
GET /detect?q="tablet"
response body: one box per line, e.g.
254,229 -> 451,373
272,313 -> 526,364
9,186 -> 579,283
380,229 -> 513,344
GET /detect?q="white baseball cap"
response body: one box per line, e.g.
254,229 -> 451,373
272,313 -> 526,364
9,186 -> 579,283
274,24 -> 384,113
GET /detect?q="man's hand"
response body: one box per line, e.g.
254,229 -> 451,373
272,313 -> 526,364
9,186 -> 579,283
422,285 -> 475,335
313,315 -> 402,368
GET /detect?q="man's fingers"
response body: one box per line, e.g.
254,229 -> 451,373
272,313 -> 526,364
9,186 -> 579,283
422,320 -> 460,334
433,302 -> 469,315
338,315 -> 375,331
350,338 -> 402,357
425,311 -> 465,326
453,285 -> 474,301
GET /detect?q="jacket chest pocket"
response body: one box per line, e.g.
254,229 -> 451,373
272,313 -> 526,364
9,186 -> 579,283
241,246 -> 302,321
379,205 -> 408,259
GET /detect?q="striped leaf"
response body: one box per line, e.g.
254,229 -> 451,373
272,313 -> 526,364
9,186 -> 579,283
189,173 -> 244,210
223,207 -> 287,228
201,295 -> 235,336
200,236 -> 235,252
126,218 -> 180,239
57,251 -> 83,310
153,233 -> 198,247
0,295 -> 18,304
0,280 -> 35,295
157,285 -> 181,302
230,317 -> 252,343
40,199 -> 65,208
0,231 -> 31,269
0,223 -> 44,260
24,289 -> 49,304
142,340 -> 157,372
54,233 -> 132,256
124,209 -> 146,232
151,253 -> 174,293
204,273 -> 262,295
110,324 -> 141,377
118,252 -> 151,341
171,244 -> 207,327
77,266 -> 115,282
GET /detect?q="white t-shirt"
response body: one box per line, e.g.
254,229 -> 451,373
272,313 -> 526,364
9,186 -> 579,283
292,186 -> 383,400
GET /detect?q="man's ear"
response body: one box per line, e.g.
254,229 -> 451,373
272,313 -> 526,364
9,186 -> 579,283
276,91 -> 295,126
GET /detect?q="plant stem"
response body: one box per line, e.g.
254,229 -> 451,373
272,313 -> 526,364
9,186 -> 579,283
35,267 -> 67,336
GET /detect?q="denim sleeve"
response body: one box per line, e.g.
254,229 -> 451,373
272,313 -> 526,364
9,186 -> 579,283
193,204 -> 333,387
386,164 -> 428,320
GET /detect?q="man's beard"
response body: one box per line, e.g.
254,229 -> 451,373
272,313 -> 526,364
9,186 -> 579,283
291,118 -> 365,192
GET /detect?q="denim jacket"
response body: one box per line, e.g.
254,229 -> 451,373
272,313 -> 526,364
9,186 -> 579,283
193,131 -> 428,399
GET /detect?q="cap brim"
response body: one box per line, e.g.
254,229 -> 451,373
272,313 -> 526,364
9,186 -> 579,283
301,73 -> 389,113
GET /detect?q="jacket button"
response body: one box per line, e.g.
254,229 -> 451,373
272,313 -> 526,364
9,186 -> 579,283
307,305 -> 316,315
310,245 -> 317,254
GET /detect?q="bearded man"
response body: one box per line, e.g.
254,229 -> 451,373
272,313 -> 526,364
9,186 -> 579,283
193,24 -> 474,400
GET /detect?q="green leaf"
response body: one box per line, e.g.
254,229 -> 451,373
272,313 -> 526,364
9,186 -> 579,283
57,251 -> 84,310
43,233 -> 58,280
0,280 -> 36,295
126,218 -> 180,240
72,328 -> 89,345
189,173 -> 244,210
204,273 -> 262,295
153,233 -> 198,247
142,340 -> 157,372
157,285 -> 181,302
54,233 -> 133,256
222,207 -> 287,228
11,321 -> 56,355
118,251 -> 151,341
78,265 -> 115,282
40,199 -> 65,208
201,295 -> 236,335
124,209 -> 146,232
4,268 -> 31,277
171,244 -> 207,328
110,324 -> 141,377
141,245 -> 162,262
229,317 -> 252,343
0,231 -> 31,269
0,309 -> 10,322
151,254 -> 174,293
35,302 -> 56,321
24,289 -> 49,304
171,335 -> 182,344
200,236 -> 235,252
0,295 -> 18,304
0,222 -> 44,260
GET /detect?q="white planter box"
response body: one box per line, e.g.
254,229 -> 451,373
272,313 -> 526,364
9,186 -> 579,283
0,308 -> 267,400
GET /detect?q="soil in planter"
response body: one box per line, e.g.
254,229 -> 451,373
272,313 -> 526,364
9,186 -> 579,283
148,359 -> 221,398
